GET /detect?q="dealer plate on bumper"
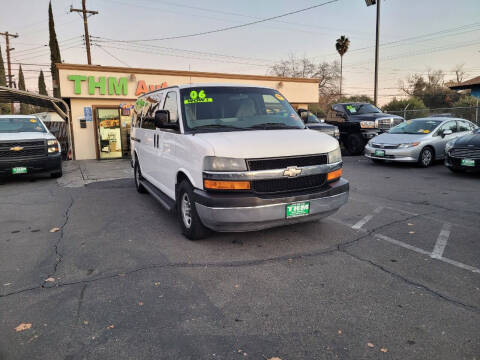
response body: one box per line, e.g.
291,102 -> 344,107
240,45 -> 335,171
286,202 -> 310,218
374,150 -> 385,157
12,167 -> 27,174
461,159 -> 475,167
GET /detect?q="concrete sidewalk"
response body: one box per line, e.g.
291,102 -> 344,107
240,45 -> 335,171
57,159 -> 133,187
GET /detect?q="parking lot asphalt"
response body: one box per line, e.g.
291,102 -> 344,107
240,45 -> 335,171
1,157 -> 479,360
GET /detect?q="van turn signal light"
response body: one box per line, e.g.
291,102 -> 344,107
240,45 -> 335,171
327,168 -> 342,182
204,179 -> 251,190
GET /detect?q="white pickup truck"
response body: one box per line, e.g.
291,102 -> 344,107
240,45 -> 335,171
0,115 -> 62,178
131,84 -> 349,239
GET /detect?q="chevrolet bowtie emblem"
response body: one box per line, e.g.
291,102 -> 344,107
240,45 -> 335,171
283,166 -> 302,177
10,146 -> 24,151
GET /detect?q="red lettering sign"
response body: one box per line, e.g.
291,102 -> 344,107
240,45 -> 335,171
135,81 -> 168,96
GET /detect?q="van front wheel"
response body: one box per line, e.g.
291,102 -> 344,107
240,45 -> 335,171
177,180 -> 209,240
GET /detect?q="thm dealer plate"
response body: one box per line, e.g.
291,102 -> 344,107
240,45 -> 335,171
461,159 -> 475,167
286,202 -> 310,218
12,167 -> 27,174
374,150 -> 385,157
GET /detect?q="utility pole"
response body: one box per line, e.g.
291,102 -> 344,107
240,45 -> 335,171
70,0 -> 98,65
374,0 -> 381,106
0,31 -> 19,114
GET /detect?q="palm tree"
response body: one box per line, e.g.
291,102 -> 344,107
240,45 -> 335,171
335,35 -> 350,96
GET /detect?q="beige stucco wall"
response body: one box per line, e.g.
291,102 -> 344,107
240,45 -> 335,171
60,65 -> 319,160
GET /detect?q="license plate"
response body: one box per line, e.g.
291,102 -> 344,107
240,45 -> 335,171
461,159 -> 475,167
12,167 -> 27,174
374,150 -> 385,157
286,202 -> 310,218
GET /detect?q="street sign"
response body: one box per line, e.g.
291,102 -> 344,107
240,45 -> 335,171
83,106 -> 93,122
365,0 -> 376,6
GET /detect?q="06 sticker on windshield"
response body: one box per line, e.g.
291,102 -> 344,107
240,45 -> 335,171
184,90 -> 213,104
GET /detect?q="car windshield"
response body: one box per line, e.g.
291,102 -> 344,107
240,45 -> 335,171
0,117 -> 46,133
180,86 -> 305,132
388,119 -> 442,134
344,103 -> 382,115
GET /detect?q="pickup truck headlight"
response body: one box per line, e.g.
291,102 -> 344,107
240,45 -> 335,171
360,121 -> 375,129
398,142 -> 420,148
47,139 -> 60,153
203,156 -> 247,171
328,147 -> 342,164
333,127 -> 340,138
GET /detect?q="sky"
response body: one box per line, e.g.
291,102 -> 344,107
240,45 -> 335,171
1,0 -> 479,105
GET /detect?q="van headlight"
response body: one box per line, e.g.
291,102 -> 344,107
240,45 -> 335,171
203,156 -> 247,171
328,147 -> 342,164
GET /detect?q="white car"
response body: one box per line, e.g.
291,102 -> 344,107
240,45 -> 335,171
0,115 -> 62,178
131,84 -> 349,239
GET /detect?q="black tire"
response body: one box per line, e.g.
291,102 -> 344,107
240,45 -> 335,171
50,168 -> 63,178
418,147 -> 434,167
134,159 -> 147,193
346,133 -> 365,155
176,180 -> 209,240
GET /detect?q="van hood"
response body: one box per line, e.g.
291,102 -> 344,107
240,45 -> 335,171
196,129 -> 339,159
0,132 -> 55,141
371,132 -> 428,144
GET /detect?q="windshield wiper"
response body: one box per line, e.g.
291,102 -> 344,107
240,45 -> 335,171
191,124 -> 250,133
249,123 -> 303,130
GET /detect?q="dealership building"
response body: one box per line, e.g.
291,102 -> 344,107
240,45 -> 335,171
57,64 -> 319,160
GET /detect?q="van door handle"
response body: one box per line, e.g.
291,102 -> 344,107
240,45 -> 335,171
131,137 -> 141,143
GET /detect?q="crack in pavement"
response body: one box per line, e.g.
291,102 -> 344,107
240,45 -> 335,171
2,209 -> 479,315
42,195 -> 75,287
339,248 -> 480,314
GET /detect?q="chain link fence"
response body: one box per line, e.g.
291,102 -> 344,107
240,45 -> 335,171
388,106 -> 480,125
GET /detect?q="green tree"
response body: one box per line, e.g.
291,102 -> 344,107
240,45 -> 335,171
335,35 -> 350,96
49,1 -> 62,98
0,44 -> 10,114
17,65 -> 30,114
382,97 -> 428,119
38,70 -> 48,96
337,95 -> 374,104
451,95 -> 479,121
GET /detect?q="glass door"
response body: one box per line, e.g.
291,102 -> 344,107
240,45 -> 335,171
96,108 -> 123,159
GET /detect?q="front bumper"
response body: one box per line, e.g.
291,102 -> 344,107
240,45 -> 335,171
0,154 -> 62,176
445,154 -> 480,171
364,144 -> 421,163
194,178 -> 349,232
361,130 -> 381,140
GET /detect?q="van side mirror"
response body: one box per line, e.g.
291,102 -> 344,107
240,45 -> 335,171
442,129 -> 453,137
154,110 -> 178,130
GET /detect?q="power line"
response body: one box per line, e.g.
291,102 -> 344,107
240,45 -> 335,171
99,0 -> 338,43
94,44 -> 131,67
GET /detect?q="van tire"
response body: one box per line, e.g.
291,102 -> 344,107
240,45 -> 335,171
50,168 -> 63,178
134,160 -> 147,193
346,133 -> 365,155
177,180 -> 209,240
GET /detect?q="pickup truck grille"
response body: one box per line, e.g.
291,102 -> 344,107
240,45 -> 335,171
247,154 -> 328,171
376,118 -> 403,130
449,148 -> 480,159
252,174 -> 327,194
0,140 -> 46,160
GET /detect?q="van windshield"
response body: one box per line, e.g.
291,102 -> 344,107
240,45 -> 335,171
180,87 -> 305,132
0,117 -> 46,133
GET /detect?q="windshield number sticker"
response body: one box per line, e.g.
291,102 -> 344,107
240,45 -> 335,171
275,94 -> 285,101
346,105 -> 357,113
184,90 -> 213,104
30,119 -> 37,123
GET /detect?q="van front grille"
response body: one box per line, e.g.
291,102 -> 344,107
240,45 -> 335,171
247,154 -> 328,171
252,174 -> 327,194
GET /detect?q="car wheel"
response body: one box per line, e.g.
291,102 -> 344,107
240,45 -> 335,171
418,147 -> 434,167
50,168 -> 63,178
177,180 -> 209,240
346,134 -> 365,155
134,160 -> 147,193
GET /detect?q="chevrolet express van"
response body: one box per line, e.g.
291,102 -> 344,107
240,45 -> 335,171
131,84 -> 349,239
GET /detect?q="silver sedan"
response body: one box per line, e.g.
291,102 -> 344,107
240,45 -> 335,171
364,117 -> 478,167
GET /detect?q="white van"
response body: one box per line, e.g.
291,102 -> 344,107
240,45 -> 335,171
131,84 -> 349,239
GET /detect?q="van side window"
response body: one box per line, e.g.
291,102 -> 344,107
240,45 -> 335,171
163,92 -> 179,123
140,93 -> 163,130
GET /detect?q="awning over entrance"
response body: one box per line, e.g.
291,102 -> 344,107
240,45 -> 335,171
0,86 -> 74,158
